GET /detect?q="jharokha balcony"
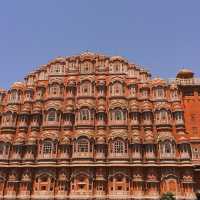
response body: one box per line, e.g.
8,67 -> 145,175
109,120 -> 128,127
108,153 -> 129,162
75,119 -> 94,125
72,152 -> 94,161
1,122 -> 16,132
42,121 -> 60,129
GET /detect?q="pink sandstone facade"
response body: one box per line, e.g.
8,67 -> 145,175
0,52 -> 200,199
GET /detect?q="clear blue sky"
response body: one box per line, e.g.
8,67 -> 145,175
0,0 -> 200,89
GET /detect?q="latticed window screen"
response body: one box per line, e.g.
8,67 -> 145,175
164,141 -> 172,154
78,139 -> 89,152
80,109 -> 90,120
114,110 -> 122,120
114,140 -> 124,153
48,110 -> 56,121
43,141 -> 53,154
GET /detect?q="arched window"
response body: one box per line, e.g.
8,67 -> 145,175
131,112 -> 139,123
113,62 -> 121,73
36,88 -> 45,99
4,112 -> 12,124
114,140 -> 124,153
98,86 -> 105,96
112,139 -> 127,154
154,87 -> 165,98
43,141 -> 53,154
113,82 -> 123,95
10,90 -> 18,102
47,109 -> 57,122
25,90 -> 33,101
112,109 -> 125,121
155,109 -> 169,123
115,110 -> 122,120
174,112 -> 183,121
35,174 -> 55,192
81,81 -> 91,95
82,62 -> 91,73
98,113 -> 105,121
161,140 -> 175,156
143,112 -> 151,121
171,90 -> 178,99
160,109 -> 168,121
140,89 -> 149,98
50,84 -> 60,96
80,109 -> 90,121
164,142 -> 172,153
160,140 -> 175,159
77,138 -> 89,153
129,85 -> 136,96
51,65 -> 63,74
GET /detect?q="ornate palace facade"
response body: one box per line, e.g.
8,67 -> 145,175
0,52 -> 200,200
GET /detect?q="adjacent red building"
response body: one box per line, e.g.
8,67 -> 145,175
0,52 -> 199,199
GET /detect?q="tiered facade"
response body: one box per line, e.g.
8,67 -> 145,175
0,52 -> 200,199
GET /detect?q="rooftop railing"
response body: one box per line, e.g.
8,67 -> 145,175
168,78 -> 200,86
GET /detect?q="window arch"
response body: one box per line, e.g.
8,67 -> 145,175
50,83 -> 60,96
81,62 -> 92,73
113,62 -> 121,73
155,109 -> 170,123
115,110 -> 123,120
80,81 -> 92,95
34,173 -> 55,192
129,85 -> 136,96
111,82 -> 123,96
174,111 -> 183,122
113,82 -> 123,95
77,138 -> 89,153
161,140 -> 175,156
43,140 -> 53,154
160,109 -> 168,121
51,65 -> 63,74
25,90 -> 33,101
114,140 -> 125,153
154,86 -> 165,99
40,139 -> 57,159
47,109 -> 57,122
111,109 -> 126,121
36,87 -> 45,99
80,109 -> 91,121
171,89 -> 179,99
140,88 -> 149,98
111,138 -> 127,155
143,112 -> 152,122
3,112 -> 12,125
164,141 -> 172,153
10,90 -> 18,102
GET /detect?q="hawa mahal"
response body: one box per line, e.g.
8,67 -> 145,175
0,52 -> 200,200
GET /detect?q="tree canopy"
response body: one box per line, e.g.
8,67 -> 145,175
160,192 -> 176,200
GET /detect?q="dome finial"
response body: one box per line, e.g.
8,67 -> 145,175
176,68 -> 194,79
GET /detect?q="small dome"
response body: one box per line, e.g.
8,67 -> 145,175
176,68 -> 194,79
110,55 -> 127,62
11,81 -> 24,89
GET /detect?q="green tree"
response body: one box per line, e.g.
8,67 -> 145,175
160,192 -> 176,200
